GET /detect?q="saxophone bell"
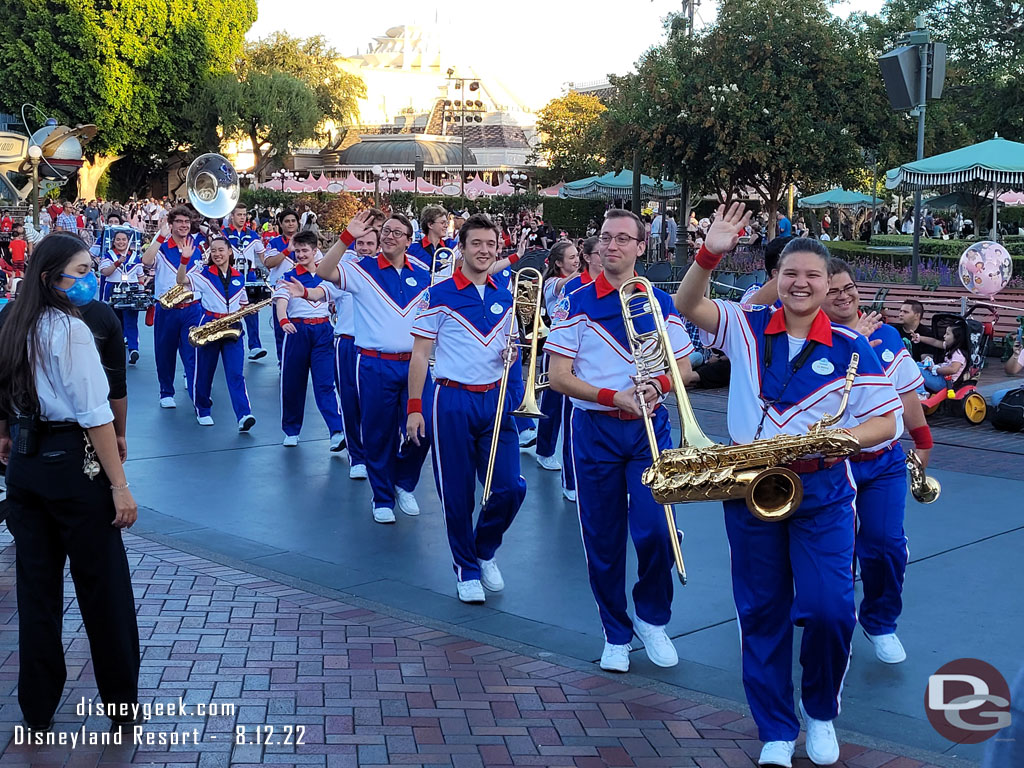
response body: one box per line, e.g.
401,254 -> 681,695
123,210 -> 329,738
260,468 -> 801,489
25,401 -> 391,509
906,449 -> 941,504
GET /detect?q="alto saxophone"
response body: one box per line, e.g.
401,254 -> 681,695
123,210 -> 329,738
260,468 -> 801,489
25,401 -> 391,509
157,283 -> 194,309
188,299 -> 273,347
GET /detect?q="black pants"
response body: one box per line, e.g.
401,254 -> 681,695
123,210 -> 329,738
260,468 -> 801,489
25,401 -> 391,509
5,428 -> 139,726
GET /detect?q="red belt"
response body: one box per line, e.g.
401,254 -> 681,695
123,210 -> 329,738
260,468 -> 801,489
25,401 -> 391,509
292,317 -> 329,325
174,300 -> 199,309
785,457 -> 844,474
594,404 -> 661,421
336,333 -> 354,341
205,311 -> 232,319
849,444 -> 894,463
436,378 -> 500,393
358,348 -> 412,361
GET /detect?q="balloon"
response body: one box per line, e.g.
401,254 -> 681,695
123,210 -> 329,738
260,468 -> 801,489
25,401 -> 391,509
958,241 -> 1013,298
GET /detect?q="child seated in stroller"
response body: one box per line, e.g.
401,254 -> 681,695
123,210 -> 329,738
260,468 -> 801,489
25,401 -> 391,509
914,322 -> 972,395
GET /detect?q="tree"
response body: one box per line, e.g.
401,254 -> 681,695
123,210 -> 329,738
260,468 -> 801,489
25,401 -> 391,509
0,0 -> 256,199
533,93 -> 608,182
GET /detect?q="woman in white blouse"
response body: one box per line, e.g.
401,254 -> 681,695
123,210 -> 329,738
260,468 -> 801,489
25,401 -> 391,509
0,233 -> 139,732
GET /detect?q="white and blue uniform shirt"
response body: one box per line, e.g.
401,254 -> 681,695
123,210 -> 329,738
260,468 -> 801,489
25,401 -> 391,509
333,254 -> 431,354
560,270 -> 595,298
700,300 -> 900,444
100,250 -> 145,283
545,273 -> 693,411
222,226 -> 266,272
322,249 -> 361,337
412,268 -> 515,385
274,266 -> 331,320
264,235 -> 296,286
188,265 -> 248,316
154,234 -> 206,297
861,322 -> 922,450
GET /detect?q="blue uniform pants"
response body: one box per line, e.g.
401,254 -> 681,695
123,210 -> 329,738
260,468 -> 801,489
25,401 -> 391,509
506,356 -> 533,435
243,310 -> 261,351
334,335 -> 365,466
153,303 -> 200,400
850,444 -> 909,636
427,385 -> 527,581
281,322 -> 343,437
272,303 -> 285,363
192,324 -> 251,420
724,462 -> 857,743
536,387 -> 563,456
113,308 -> 139,351
570,408 -> 674,645
356,352 -> 432,509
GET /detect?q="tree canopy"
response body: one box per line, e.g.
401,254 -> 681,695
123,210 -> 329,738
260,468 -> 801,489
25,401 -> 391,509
533,92 -> 608,183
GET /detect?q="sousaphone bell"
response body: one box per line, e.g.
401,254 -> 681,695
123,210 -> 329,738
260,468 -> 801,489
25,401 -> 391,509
186,153 -> 240,219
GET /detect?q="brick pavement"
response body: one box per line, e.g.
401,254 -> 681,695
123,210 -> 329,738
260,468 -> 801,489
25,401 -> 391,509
0,529 -> 956,768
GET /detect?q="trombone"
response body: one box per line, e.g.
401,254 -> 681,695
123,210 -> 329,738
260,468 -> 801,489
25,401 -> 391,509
481,268 -> 547,507
619,276 -> 693,586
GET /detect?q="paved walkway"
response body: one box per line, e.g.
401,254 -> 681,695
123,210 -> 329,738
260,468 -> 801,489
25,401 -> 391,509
0,529 -> 966,768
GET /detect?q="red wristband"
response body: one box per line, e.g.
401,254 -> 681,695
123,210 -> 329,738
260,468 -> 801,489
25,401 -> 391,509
655,375 -> 672,395
508,252 -> 520,265
695,244 -> 723,271
156,236 -> 166,244
909,425 -> 933,450
302,286 -> 309,299
407,398 -> 423,415
282,247 -> 291,258
340,230 -> 355,248
279,317 -> 291,328
597,388 -> 617,408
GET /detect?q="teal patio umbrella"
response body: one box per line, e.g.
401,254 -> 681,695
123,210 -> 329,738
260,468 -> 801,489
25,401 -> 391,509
797,188 -> 877,209
559,170 -> 680,200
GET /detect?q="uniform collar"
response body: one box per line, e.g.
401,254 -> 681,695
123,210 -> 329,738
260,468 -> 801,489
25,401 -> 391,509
581,270 -> 596,285
764,307 -> 834,346
207,265 -> 240,278
453,266 -> 496,291
295,264 -> 311,276
594,271 -> 644,299
377,252 -> 410,271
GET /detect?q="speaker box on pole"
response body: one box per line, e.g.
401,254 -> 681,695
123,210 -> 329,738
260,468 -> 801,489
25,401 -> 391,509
878,45 -> 921,111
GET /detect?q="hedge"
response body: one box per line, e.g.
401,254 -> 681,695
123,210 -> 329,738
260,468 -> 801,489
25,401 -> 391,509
868,234 -> 1024,257
539,198 -> 607,237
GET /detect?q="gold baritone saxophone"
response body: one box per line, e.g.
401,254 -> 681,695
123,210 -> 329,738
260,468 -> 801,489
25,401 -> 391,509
188,299 -> 273,347
157,283 -> 194,309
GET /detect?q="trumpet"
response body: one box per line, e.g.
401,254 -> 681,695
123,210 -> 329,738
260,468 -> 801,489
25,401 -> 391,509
481,268 -> 547,507
619,276 -> 692,585
431,247 -> 457,286
906,449 -> 941,503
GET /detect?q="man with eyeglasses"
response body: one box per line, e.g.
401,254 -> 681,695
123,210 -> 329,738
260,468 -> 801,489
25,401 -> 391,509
317,211 -> 433,524
408,205 -> 457,273
546,209 -> 694,674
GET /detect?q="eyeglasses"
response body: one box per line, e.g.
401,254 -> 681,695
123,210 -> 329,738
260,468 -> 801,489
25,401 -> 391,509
597,233 -> 642,246
825,284 -> 857,299
380,226 -> 411,239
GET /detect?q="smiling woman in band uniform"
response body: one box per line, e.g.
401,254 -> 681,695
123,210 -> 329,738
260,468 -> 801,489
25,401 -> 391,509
0,233 -> 140,732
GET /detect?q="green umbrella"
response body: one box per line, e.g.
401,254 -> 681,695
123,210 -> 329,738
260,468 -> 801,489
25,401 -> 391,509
797,188 -> 877,209
559,170 -> 680,200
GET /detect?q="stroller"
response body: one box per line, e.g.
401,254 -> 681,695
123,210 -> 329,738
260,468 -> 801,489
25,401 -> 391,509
920,308 -> 994,424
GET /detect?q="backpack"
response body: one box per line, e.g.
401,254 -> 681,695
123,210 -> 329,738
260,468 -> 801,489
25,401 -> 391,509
992,387 -> 1024,432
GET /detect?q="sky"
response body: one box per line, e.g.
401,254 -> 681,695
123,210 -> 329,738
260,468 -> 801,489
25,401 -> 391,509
248,0 -> 887,111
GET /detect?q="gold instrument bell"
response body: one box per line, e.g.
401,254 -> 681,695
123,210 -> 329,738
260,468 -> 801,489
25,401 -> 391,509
906,449 -> 941,503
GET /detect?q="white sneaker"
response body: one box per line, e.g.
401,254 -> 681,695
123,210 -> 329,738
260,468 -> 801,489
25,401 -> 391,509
865,632 -> 906,664
599,643 -> 631,673
536,454 -> 561,471
518,427 -> 537,448
159,397 -> 176,409
282,435 -> 299,447
396,488 -> 420,516
758,740 -> 795,767
196,415 -> 214,426
238,415 -> 256,432
373,507 -> 396,524
457,579 -> 485,604
349,464 -> 368,479
799,700 -> 840,766
128,350 -> 140,365
329,432 -> 346,452
632,616 -> 678,668
248,347 -> 267,360
478,559 -> 504,592
562,487 -> 577,502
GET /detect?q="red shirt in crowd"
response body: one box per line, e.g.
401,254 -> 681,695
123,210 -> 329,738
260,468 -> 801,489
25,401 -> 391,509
9,239 -> 26,266
0,216 -> 12,232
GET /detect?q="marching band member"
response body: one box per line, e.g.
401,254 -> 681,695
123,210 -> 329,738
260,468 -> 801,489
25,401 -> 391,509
99,230 -> 145,365
407,213 -> 527,603
142,206 -> 205,408
821,258 -> 931,665
408,204 -> 457,269
263,209 -> 301,364
535,242 -> 580,481
547,209 -> 693,675
222,203 -> 268,361
316,212 -> 431,524
175,236 -> 256,431
274,231 -> 344,450
675,213 -> 900,768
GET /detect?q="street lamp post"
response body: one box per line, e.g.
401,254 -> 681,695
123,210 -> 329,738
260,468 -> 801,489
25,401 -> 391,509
27,145 -> 42,229
510,171 -> 527,194
444,71 -> 485,199
372,164 -> 382,207
271,169 -> 295,191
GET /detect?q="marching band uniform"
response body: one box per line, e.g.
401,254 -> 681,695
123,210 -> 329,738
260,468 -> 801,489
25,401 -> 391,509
848,322 -> 920,645
546,275 -> 692,657
407,235 -> 457,268
274,267 -> 344,443
331,250 -> 432,515
412,267 -> 527,591
186,265 -> 254,427
265,234 -> 295,363
153,234 -> 205,402
223,225 -> 267,358
699,300 -> 900,746
100,248 -> 145,356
